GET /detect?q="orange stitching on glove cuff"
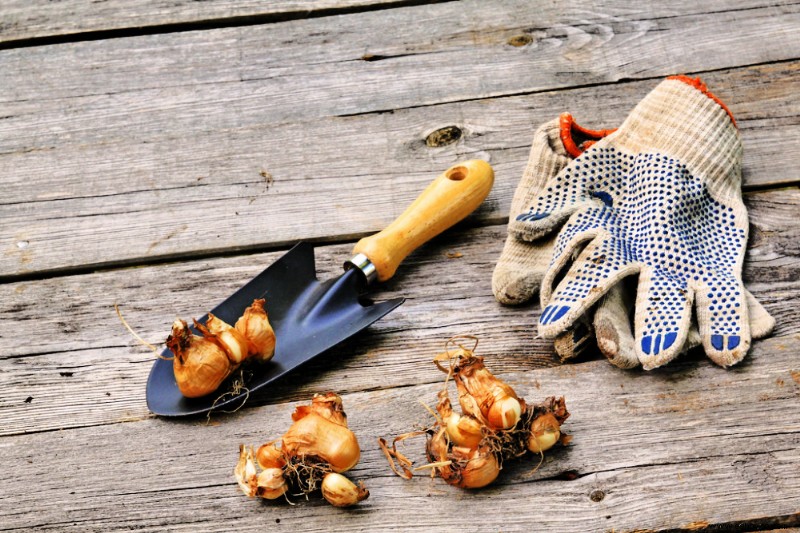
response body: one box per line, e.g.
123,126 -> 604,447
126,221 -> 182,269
667,75 -> 738,128
559,113 -> 616,158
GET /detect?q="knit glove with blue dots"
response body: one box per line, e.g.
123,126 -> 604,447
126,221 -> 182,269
510,76 -> 759,369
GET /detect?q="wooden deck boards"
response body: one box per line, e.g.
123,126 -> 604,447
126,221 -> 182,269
1,61 -> 798,278
1,1 -> 798,531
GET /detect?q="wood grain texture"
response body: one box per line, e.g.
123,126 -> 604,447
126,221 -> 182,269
3,0 -> 796,44
1,188 -> 797,437
4,0 -> 799,103
0,330 -> 798,531
2,1 -> 799,530
0,0 -> 432,44
1,60 -> 797,278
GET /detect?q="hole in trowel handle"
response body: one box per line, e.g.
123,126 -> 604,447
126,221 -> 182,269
445,166 -> 467,181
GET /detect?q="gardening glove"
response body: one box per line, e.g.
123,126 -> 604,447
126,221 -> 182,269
511,76 -> 765,369
594,283 -> 774,369
493,114 -> 612,360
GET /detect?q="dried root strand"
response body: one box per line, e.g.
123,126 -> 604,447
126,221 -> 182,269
377,431 -> 427,480
282,454 -> 332,495
206,369 -> 252,424
114,303 -> 171,360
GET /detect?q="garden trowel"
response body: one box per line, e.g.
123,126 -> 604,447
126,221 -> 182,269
146,160 -> 494,416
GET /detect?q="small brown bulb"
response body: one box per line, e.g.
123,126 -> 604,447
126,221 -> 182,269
205,313 -> 250,365
527,413 -> 561,453
321,473 -> 369,507
256,468 -> 288,500
168,319 -> 233,398
235,299 -> 276,362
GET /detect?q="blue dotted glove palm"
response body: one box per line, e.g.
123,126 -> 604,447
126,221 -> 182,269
511,77 -> 753,369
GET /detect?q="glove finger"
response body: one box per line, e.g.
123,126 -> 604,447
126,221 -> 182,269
553,316 -> 594,362
683,289 -> 764,351
510,200 -> 587,243
538,235 -> 638,338
635,273 -> 694,370
539,205 -> 611,305
685,318 -> 702,351
744,288 -> 775,339
696,279 -> 751,367
594,283 -> 639,369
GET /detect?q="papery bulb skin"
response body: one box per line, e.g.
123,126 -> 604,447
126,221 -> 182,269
256,442 -> 286,469
256,468 -> 288,500
487,395 -> 522,430
234,445 -> 258,498
527,413 -> 561,453
452,354 -> 523,430
205,313 -> 250,365
292,392 -> 348,426
453,445 -> 501,489
235,299 -> 276,362
320,473 -> 369,507
426,429 -> 500,490
426,427 -> 455,482
437,389 -> 483,448
283,393 -> 359,472
282,412 -> 360,473
168,319 -> 233,398
444,412 -> 484,449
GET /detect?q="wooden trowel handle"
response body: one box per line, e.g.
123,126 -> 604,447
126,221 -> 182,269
352,160 -> 494,283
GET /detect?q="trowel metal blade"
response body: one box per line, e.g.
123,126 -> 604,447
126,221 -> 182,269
146,242 -> 404,417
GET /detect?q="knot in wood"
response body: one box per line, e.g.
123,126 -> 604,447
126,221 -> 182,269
507,34 -> 533,47
589,489 -> 605,502
425,126 -> 462,147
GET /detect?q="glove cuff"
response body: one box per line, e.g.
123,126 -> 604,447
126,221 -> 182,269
610,76 -> 743,201
559,113 -> 616,158
666,75 -> 738,128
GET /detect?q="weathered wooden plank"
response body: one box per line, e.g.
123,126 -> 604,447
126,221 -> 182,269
3,1 -> 798,124
0,1 -> 437,45
1,61 -> 797,278
0,188 -> 797,436
4,0 -> 800,105
2,0 -> 794,45
1,2 -> 797,530
0,329 -> 798,531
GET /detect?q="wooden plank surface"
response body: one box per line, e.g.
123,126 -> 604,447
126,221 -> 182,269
2,0 -> 799,531
3,0 -> 798,107
0,0 -> 429,44
0,332 -> 798,531
1,187 -> 797,437
2,0 -> 795,44
3,1 -> 799,130
1,60 -> 798,278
